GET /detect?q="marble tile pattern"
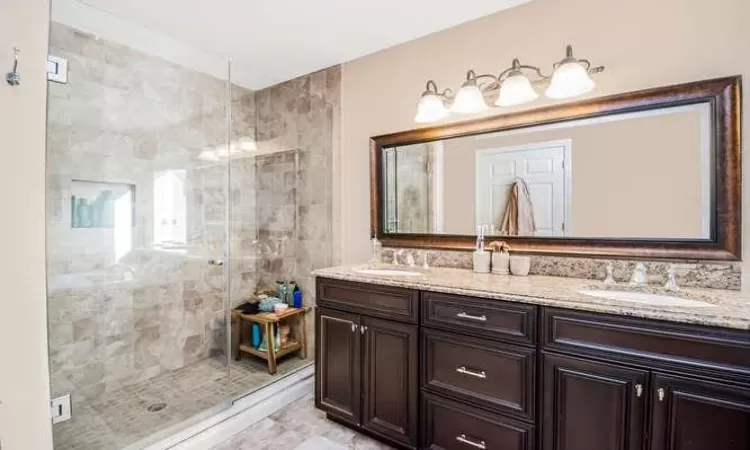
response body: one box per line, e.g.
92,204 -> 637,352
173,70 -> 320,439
250,67 -> 340,358
53,355 -> 311,450
46,22 -> 254,404
47,22 -> 338,434
381,247 -> 741,291
213,394 -> 393,450
314,265 -> 750,330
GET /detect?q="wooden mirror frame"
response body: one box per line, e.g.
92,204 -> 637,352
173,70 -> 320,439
370,76 -> 742,261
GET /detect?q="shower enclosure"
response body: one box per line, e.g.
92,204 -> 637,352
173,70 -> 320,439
44,1 -> 334,448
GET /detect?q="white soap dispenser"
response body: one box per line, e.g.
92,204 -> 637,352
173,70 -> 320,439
473,225 -> 491,274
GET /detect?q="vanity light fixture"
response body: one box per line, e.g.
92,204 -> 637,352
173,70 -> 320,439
414,80 -> 452,123
545,45 -> 600,99
451,70 -> 491,114
414,45 -> 604,123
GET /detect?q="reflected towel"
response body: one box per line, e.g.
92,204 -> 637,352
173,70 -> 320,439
499,179 -> 537,236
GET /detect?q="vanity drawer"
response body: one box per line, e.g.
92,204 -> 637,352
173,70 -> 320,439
542,307 -> 750,377
316,278 -> 418,323
421,291 -> 536,345
422,328 -> 536,420
422,392 -> 535,450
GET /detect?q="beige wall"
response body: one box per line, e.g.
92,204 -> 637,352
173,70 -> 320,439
338,0 -> 750,275
0,0 -> 54,449
439,108 -> 705,237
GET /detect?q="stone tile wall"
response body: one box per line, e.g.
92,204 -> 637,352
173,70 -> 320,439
46,22 -> 338,403
382,247 -> 741,291
46,22 -> 256,402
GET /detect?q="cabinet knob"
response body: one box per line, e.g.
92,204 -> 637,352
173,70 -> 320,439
360,325 -> 367,335
456,434 -> 486,449
658,388 -> 666,402
635,384 -> 643,398
351,323 -> 357,333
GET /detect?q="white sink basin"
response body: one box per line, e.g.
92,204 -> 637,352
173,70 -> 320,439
578,289 -> 715,308
356,269 -> 422,277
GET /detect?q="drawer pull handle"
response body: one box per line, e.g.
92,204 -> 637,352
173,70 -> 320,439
360,325 -> 367,335
658,388 -> 666,402
351,323 -> 357,333
456,312 -> 487,322
456,366 -> 486,379
635,384 -> 643,398
456,434 -> 486,449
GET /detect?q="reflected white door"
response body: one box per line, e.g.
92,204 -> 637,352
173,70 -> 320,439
475,140 -> 570,236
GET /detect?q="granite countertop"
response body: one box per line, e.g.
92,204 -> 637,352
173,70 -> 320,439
313,264 -> 750,331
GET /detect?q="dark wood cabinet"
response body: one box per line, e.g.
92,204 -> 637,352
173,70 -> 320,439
315,277 -> 750,450
422,328 -> 536,420
650,373 -> 750,450
315,307 -> 361,425
543,353 -> 647,450
422,393 -> 535,450
316,280 -> 419,448
362,316 -> 418,446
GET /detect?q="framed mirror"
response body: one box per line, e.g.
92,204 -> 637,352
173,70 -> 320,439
371,76 -> 742,260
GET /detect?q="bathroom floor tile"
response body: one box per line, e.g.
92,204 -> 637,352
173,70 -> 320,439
212,395 -> 395,450
53,355 -> 310,450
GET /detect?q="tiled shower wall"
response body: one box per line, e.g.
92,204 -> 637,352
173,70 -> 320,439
46,22 -> 256,402
46,22 -> 338,403
252,67 -> 340,357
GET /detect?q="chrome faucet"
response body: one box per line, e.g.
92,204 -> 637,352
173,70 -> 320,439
393,249 -> 403,266
405,252 -> 415,268
664,266 -> 679,291
630,262 -> 647,286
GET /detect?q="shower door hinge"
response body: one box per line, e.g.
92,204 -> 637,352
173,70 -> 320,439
50,394 -> 72,424
46,55 -> 68,84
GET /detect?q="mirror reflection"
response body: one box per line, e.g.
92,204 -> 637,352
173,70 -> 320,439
384,103 -> 712,239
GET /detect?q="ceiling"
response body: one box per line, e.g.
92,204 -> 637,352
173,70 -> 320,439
52,0 -> 530,89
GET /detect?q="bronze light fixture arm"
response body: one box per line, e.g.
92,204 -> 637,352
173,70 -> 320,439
423,79 -> 455,100
553,45 -> 605,74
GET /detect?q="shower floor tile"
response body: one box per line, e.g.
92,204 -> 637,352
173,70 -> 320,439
212,394 -> 395,450
53,355 -> 310,450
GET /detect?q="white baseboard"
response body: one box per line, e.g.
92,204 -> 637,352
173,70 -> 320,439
138,365 -> 314,450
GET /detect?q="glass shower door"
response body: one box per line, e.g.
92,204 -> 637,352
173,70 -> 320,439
45,14 -> 234,449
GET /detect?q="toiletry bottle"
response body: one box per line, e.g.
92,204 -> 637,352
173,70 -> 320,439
370,237 -> 382,264
473,225 -> 491,274
286,281 -> 297,306
293,288 -> 303,308
276,280 -> 287,302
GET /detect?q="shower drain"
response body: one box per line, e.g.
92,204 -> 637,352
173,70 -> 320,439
147,402 -> 167,413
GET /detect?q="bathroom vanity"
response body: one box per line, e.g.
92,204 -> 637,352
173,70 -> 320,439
314,268 -> 750,450
315,76 -> 748,449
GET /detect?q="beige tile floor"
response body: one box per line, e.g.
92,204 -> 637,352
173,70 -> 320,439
212,394 -> 395,450
53,354 -> 310,450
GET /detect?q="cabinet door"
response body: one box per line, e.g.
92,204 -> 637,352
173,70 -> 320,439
650,373 -> 750,450
315,308 -> 361,425
543,353 -> 647,450
362,316 -> 418,447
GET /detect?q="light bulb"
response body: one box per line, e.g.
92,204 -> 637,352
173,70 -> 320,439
495,71 -> 539,106
414,92 -> 448,123
545,60 -> 595,99
450,80 -> 488,114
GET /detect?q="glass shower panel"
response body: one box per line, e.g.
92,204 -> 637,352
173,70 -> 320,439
45,14 -> 233,449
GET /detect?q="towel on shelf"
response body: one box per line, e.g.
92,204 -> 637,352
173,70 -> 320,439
499,178 -> 537,236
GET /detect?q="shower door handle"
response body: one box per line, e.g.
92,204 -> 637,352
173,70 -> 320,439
208,259 -> 224,266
